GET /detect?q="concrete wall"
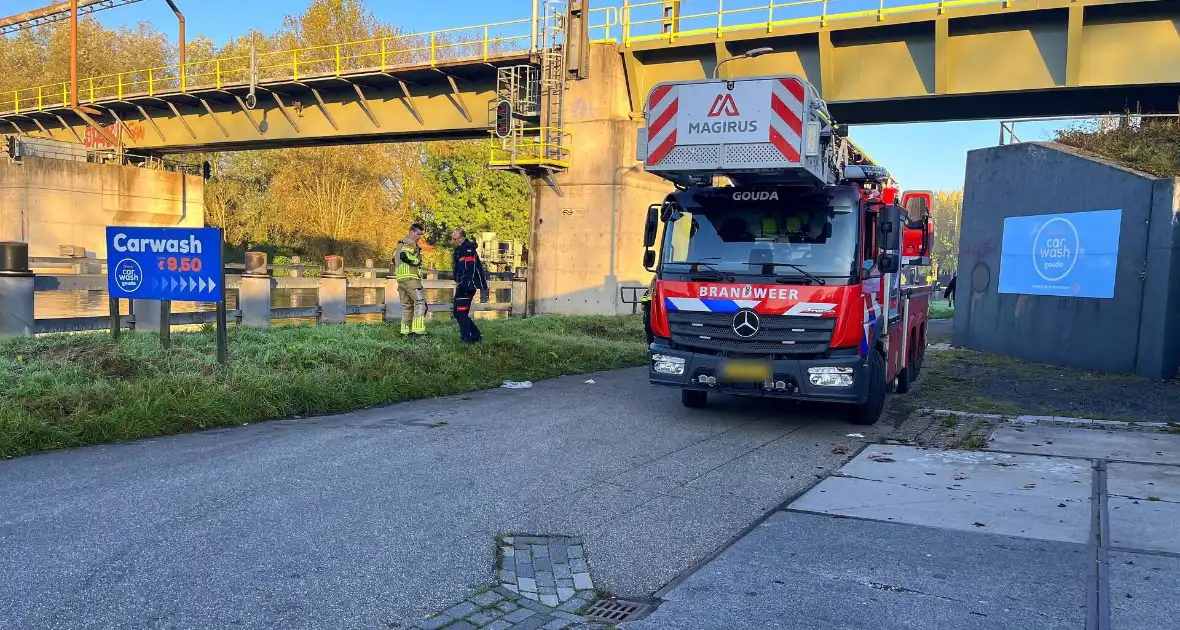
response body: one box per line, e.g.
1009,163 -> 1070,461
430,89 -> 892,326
530,43 -> 673,315
0,156 -> 204,259
954,142 -> 1180,378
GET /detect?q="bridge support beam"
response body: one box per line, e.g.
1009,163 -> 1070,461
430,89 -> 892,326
529,44 -> 672,315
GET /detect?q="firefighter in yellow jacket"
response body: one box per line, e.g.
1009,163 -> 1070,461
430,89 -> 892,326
393,223 -> 427,335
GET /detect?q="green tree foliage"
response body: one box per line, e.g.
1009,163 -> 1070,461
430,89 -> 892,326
1,0 -> 528,266
423,141 -> 531,245
930,190 -> 962,278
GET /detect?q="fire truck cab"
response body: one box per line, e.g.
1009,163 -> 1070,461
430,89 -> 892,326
636,75 -> 934,425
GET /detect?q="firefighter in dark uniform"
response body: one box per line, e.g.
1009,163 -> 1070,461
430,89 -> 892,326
450,228 -> 489,343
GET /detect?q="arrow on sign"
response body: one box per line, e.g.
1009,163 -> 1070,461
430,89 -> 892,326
207,278 -> 218,294
199,278 -> 207,292
171,277 -> 179,291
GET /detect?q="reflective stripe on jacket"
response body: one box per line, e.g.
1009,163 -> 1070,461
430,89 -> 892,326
452,239 -> 489,291
394,235 -> 422,281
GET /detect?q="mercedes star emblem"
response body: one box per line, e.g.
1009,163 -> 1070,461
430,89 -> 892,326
732,309 -> 760,338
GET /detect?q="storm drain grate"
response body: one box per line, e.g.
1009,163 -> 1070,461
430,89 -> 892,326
584,598 -> 651,623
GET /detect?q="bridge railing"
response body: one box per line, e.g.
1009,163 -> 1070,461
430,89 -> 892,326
1,0 -> 1030,115
1,10 -> 621,115
616,0 -> 1018,45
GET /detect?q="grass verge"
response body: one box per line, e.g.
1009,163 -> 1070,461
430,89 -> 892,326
928,302 -> 954,320
889,347 -> 1180,425
0,315 -> 647,459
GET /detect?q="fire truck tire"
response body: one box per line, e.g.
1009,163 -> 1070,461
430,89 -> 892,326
895,335 -> 917,394
847,350 -> 887,425
682,389 -> 708,408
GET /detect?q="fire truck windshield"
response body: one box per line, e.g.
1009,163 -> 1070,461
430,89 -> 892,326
659,186 -> 860,281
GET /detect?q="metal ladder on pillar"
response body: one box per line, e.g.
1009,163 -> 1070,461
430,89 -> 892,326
488,1 -> 572,182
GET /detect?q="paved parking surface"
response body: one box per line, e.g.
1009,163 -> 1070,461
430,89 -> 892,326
0,367 -> 872,630
633,424 -> 1180,630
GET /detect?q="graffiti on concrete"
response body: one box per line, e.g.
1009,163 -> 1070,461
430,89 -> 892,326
84,121 -> 146,150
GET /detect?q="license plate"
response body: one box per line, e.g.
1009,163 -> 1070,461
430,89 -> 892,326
720,360 -> 771,383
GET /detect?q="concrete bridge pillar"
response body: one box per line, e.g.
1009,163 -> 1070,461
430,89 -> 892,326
529,44 -> 672,315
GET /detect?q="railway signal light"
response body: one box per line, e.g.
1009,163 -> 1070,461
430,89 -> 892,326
495,99 -> 512,139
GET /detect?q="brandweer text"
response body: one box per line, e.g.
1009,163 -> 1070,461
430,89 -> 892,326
699,286 -> 800,300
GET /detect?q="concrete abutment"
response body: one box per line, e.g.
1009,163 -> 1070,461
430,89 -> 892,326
529,43 -> 672,315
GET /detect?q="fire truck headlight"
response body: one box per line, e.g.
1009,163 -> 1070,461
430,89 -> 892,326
807,366 -> 854,387
652,354 -> 685,375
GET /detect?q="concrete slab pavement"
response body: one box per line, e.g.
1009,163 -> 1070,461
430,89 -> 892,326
0,367 -> 877,630
625,511 -> 1088,630
790,445 -> 1093,543
988,424 -> 1180,464
630,423 -> 1180,630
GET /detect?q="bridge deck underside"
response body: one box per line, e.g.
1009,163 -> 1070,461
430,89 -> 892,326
624,0 -> 1180,124
1,53 -> 529,153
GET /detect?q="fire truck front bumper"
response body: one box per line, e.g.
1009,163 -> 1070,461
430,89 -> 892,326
648,345 -> 870,404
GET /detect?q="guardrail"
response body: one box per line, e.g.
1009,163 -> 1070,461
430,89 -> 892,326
30,276 -> 521,335
997,113 -> 1180,145
2,248 -> 524,337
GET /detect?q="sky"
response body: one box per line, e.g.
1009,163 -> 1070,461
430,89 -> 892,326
2,0 -> 1084,190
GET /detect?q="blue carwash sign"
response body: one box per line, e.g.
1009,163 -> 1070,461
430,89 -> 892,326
106,226 -> 224,302
997,209 -> 1122,299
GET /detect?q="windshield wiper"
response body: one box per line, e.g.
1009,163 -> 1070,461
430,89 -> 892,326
686,257 -> 736,283
758,262 -> 826,285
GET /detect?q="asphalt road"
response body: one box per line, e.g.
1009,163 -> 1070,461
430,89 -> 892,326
0,367 -> 875,630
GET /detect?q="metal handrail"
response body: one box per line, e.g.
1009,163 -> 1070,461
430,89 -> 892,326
488,126 -> 574,169
997,113 -> 1180,145
3,0 -> 1045,115
618,0 -> 1032,46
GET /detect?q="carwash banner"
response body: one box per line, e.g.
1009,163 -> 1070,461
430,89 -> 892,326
105,226 -> 225,302
997,209 -> 1122,299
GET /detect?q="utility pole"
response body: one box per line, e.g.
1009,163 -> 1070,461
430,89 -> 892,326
164,1 -> 185,89
70,0 -> 78,108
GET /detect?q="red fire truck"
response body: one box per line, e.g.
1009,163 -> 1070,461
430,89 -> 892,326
636,75 -> 934,424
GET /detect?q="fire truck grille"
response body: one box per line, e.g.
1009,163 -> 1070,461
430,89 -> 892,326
668,311 -> 836,356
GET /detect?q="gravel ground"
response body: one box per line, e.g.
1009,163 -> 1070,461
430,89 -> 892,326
888,345 -> 1180,425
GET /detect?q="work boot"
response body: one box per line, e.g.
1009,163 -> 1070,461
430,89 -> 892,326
411,314 -> 427,335
400,323 -> 411,336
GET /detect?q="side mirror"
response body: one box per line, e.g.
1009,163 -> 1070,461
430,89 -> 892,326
902,190 -> 932,219
643,249 -> 656,270
878,203 -> 902,251
643,204 -> 659,248
878,252 -> 900,274
660,201 -> 679,222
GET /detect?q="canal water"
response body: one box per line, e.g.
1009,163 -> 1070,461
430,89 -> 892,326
35,287 -> 511,325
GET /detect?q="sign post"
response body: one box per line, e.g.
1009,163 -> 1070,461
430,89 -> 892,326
105,226 -> 227,360
216,233 -> 228,363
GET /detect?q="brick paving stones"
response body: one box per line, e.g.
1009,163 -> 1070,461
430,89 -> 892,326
406,535 -> 603,630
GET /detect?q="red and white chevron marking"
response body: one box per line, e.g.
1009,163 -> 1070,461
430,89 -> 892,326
769,78 -> 805,163
645,84 -> 678,166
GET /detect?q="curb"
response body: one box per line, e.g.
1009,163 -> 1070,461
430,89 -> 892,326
915,408 -> 1176,433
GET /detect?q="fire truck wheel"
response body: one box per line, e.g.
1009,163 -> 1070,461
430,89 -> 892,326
682,389 -> 708,409
895,338 -> 918,394
847,350 -> 887,425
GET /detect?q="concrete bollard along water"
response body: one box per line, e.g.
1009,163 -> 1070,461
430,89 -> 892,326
240,251 -> 273,329
0,241 -> 35,337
